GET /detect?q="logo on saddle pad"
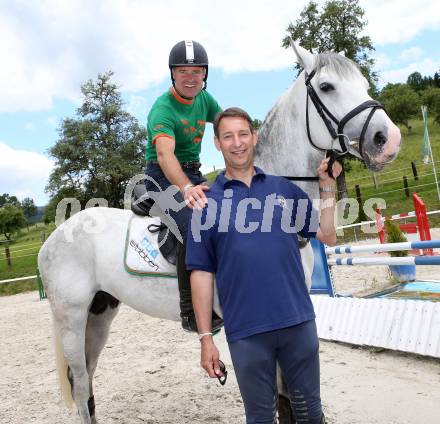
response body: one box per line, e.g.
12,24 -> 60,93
138,235 -> 159,259
129,239 -> 159,271
125,215 -> 177,277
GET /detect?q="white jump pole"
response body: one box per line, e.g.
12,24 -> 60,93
328,256 -> 440,266
326,239 -> 440,266
326,239 -> 440,255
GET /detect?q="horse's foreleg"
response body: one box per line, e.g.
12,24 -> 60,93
85,292 -> 121,424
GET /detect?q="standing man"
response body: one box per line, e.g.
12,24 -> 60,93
145,40 -> 223,332
186,108 -> 341,423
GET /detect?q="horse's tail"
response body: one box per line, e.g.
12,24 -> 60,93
53,324 -> 74,408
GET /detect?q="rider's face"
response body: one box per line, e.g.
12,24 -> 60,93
172,66 -> 205,99
214,117 -> 257,171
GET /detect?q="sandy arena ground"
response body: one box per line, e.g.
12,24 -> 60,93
1,230 -> 440,423
1,291 -> 439,424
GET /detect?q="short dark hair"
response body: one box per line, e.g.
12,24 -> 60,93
213,107 -> 254,137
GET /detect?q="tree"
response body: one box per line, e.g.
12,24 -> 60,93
0,205 -> 26,240
407,72 -> 425,92
407,71 -> 440,92
21,197 -> 37,223
252,119 -> 262,131
47,71 -> 147,209
282,0 -> 378,95
421,87 -> 440,125
0,193 -> 21,208
43,186 -> 84,224
283,1 -> 322,54
434,72 -> 440,88
379,84 -> 421,131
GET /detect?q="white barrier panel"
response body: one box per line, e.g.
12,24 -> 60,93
312,296 -> 440,358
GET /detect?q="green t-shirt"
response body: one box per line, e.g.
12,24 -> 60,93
145,87 -> 222,163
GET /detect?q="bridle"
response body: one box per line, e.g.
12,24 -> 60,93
283,68 -> 385,181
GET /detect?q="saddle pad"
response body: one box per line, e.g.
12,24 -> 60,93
124,215 -> 177,277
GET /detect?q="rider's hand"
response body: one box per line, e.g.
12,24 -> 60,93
200,336 -> 224,379
317,157 -> 342,184
182,184 -> 209,210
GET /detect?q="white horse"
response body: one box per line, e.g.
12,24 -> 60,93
38,42 -> 401,424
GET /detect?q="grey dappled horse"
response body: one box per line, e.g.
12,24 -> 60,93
38,42 -> 401,424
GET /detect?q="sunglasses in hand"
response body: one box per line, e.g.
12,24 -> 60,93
216,360 -> 228,386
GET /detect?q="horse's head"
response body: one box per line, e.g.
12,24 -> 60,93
291,41 -> 401,172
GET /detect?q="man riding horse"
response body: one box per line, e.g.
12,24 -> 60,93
144,40 -> 223,332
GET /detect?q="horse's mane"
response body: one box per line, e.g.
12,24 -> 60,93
314,52 -> 362,79
258,52 -> 362,132
255,51 -> 364,161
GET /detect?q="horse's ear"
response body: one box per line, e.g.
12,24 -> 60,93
338,50 -> 346,57
290,39 -> 315,72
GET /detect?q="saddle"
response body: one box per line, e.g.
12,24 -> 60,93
131,184 -> 178,266
131,183 -> 308,265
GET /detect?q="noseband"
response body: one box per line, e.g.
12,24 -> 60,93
284,69 -> 385,181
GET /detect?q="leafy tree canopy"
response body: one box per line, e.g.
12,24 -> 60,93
407,71 -> 440,92
421,86 -> 440,125
46,71 -> 147,211
21,197 -> 37,221
252,119 -> 262,131
282,0 -> 378,95
407,72 -> 424,92
0,205 -> 26,240
0,193 -> 21,208
379,83 -> 421,131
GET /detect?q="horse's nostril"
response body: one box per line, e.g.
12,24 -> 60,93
374,131 -> 387,146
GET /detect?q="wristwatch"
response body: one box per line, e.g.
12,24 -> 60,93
319,186 -> 334,193
182,183 -> 195,194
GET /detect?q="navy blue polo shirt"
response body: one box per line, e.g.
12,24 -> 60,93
186,167 -> 318,343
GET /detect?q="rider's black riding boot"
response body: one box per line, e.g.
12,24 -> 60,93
177,243 -> 223,333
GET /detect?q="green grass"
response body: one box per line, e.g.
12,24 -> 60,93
0,222 -> 56,296
346,170 -> 440,218
0,280 -> 40,296
205,169 -> 222,182
345,118 -> 440,183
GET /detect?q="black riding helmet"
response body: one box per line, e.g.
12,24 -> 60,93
169,40 -> 209,89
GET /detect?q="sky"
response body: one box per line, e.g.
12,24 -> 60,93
1,0 -> 439,206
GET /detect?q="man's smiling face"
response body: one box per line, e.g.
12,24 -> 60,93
215,117 -> 258,171
172,67 -> 205,99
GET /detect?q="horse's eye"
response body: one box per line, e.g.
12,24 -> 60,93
319,82 -> 334,92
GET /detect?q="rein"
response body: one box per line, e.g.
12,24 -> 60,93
283,176 -> 320,181
283,68 -> 384,181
